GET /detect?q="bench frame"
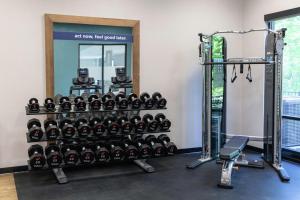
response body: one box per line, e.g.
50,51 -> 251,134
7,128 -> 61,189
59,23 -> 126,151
218,150 -> 264,188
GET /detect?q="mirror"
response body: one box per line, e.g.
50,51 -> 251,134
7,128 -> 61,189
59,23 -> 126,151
45,14 -> 140,97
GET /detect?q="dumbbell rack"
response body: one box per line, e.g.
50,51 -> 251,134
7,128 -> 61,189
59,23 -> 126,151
25,103 -> 170,184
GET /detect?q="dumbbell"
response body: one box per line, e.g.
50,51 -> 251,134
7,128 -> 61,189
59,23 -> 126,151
68,94 -> 77,104
132,136 -> 152,158
127,93 -> 142,109
61,142 -> 79,166
109,142 -> 125,161
75,117 -> 91,138
28,98 -> 40,112
140,92 -> 154,109
44,97 -> 56,112
101,93 -> 115,110
92,142 -> 110,163
44,119 -> 60,140
115,92 -> 128,109
103,116 -> 119,135
78,143 -> 95,164
27,118 -> 44,141
74,96 -> 86,111
45,144 -> 62,168
152,92 -> 167,108
117,116 -> 133,134
28,144 -> 46,169
145,135 -> 165,157
59,118 -> 76,138
155,113 -> 171,131
59,96 -> 71,111
143,114 -> 159,132
88,94 -> 101,111
122,138 -> 139,160
89,117 -> 106,137
130,115 -> 146,133
157,134 -> 177,155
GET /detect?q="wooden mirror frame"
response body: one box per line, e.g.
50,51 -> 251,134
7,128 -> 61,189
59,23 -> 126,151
45,14 -> 140,97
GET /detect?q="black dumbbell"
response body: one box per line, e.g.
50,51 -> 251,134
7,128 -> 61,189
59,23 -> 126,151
143,114 -> 159,132
59,96 -> 71,111
54,94 -> 62,104
127,93 -> 142,109
74,96 -> 86,111
78,143 -> 95,164
89,117 -> 106,137
92,142 -> 110,163
44,119 -> 60,140
27,118 -> 44,141
28,98 -> 40,112
109,142 -> 125,161
101,93 -> 115,110
145,135 -> 165,157
28,144 -> 46,169
140,92 -> 154,109
44,98 -> 56,112
68,94 -> 77,104
61,142 -> 79,166
157,134 -> 177,155
132,136 -> 152,159
130,115 -> 146,133
115,92 -> 128,109
75,117 -> 91,138
88,94 -> 102,111
152,92 -> 167,108
103,116 -> 119,135
59,118 -> 76,138
122,138 -> 139,160
45,144 -> 62,168
155,113 -> 171,131
118,116 -> 133,134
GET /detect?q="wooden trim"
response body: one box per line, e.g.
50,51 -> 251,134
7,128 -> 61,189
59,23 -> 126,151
132,21 -> 140,94
45,15 -> 54,97
45,14 -> 140,97
46,14 -> 138,27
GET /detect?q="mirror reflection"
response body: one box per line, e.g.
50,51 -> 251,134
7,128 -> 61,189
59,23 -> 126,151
53,23 -> 133,97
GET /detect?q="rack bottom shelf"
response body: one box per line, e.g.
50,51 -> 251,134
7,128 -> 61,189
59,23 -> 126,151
28,159 -> 155,184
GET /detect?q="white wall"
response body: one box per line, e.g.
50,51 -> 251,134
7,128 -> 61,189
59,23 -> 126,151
241,0 -> 300,147
0,0 -> 243,168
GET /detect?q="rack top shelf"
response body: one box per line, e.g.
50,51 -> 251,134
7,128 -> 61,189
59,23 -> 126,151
203,61 -> 273,65
25,106 -> 167,115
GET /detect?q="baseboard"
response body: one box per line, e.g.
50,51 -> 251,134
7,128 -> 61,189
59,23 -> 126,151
0,165 -> 28,174
177,147 -> 202,154
0,145 -> 296,174
0,147 -> 202,174
245,145 -> 263,153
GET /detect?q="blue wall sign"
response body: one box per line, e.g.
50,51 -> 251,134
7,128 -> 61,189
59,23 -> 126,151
53,31 -> 133,43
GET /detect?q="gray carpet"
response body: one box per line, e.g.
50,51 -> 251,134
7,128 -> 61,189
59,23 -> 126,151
14,152 -> 300,200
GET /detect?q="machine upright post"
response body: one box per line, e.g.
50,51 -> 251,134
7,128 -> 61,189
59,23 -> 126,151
272,29 -> 290,181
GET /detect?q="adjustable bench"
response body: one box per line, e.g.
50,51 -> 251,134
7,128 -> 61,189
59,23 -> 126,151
218,136 -> 264,189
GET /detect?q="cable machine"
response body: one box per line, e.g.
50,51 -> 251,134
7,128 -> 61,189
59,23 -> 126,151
186,28 -> 290,185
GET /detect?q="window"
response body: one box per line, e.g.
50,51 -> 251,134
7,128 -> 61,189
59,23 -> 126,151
271,14 -> 300,157
211,36 -> 227,152
79,45 -> 103,86
79,44 -> 127,93
103,45 -> 126,93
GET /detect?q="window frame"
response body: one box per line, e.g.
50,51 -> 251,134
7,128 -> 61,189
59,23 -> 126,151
78,43 -> 128,94
265,8 -> 300,162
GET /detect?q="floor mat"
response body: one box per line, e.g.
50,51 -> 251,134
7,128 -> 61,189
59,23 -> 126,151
14,152 -> 300,200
